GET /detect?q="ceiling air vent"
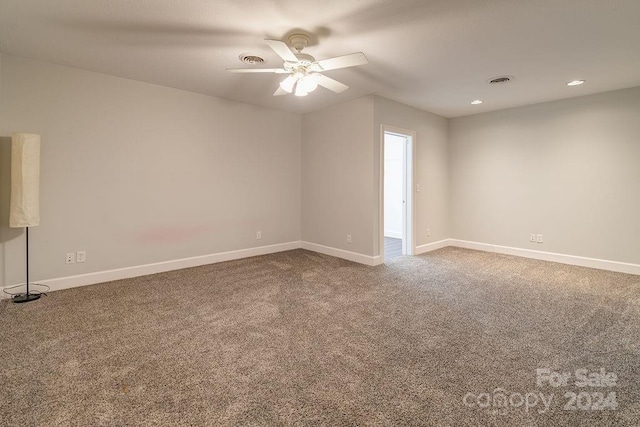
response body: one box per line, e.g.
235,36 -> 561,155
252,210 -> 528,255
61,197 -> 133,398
488,76 -> 513,84
239,54 -> 266,65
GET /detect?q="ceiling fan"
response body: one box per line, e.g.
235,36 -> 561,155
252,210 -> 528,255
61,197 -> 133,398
226,34 -> 368,97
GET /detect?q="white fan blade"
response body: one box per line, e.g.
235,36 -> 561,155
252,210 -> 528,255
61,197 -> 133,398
264,39 -> 299,63
226,68 -> 288,73
316,74 -> 349,93
313,52 -> 368,71
273,87 -> 289,96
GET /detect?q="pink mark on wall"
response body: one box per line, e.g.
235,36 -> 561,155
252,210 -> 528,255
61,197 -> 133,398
136,225 -> 212,245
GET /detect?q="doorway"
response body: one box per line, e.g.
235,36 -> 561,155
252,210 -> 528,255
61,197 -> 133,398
381,127 -> 414,262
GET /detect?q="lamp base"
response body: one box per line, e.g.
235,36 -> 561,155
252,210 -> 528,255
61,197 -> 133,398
12,293 -> 41,303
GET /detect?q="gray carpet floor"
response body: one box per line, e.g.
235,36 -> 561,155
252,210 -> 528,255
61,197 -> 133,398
1,247 -> 639,426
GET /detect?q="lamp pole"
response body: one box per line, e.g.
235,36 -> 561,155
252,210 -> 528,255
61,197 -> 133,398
13,227 -> 41,303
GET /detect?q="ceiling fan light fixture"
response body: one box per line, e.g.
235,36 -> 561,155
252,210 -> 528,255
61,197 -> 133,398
294,83 -> 308,97
297,75 -> 318,93
229,35 -> 367,97
279,75 -> 296,93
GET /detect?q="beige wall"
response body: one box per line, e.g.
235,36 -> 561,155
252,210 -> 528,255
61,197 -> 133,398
449,87 -> 640,264
373,96 -> 450,254
0,53 -> 10,286
2,53 -> 637,287
301,95 -> 449,259
301,96 -> 375,255
0,55 -> 302,287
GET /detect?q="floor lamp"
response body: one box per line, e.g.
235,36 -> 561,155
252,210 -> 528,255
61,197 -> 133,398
10,133 -> 41,303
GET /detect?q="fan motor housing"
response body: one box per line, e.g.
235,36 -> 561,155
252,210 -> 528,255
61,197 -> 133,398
288,34 -> 310,52
294,53 -> 315,65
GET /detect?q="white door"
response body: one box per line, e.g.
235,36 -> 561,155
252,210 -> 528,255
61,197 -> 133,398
383,129 -> 413,260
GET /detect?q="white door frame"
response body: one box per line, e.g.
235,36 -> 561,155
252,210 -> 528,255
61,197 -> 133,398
379,125 -> 416,263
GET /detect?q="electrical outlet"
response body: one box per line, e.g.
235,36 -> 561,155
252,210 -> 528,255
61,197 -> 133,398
427,228 -> 431,237
76,251 -> 86,263
346,234 -> 352,244
536,234 -> 543,243
416,184 -> 421,192
66,253 -> 75,264
530,233 -> 536,242
256,231 -> 262,240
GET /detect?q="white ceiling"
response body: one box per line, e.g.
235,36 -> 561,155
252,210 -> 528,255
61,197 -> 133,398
1,0 -> 639,117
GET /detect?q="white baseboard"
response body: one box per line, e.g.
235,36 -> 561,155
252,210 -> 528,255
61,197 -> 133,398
448,239 -> 640,275
1,241 -> 302,299
301,241 -> 380,266
415,239 -> 452,255
384,231 -> 402,239
3,238 -> 636,300
302,237 -> 639,274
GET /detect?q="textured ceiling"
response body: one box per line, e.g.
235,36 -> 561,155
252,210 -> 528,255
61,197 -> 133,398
1,0 -> 639,117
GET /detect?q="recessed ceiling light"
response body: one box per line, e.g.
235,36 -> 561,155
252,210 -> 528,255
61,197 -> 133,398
567,80 -> 585,86
471,100 -> 483,105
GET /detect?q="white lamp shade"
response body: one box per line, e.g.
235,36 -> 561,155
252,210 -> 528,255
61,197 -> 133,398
298,75 -> 319,93
10,133 -> 41,228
